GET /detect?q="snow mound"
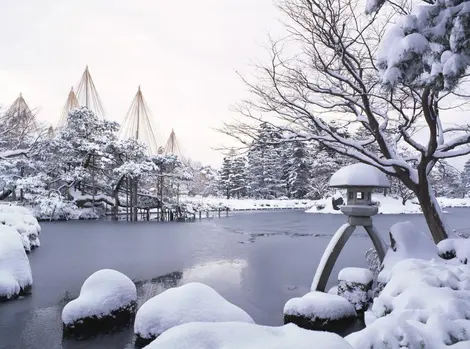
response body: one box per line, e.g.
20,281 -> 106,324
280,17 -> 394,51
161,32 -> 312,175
284,291 -> 356,320
62,269 -> 137,325
134,282 -> 254,342
143,322 -> 354,349
338,267 -> 374,285
0,226 -> 33,301
347,259 -> 470,349
438,238 -> 470,264
380,221 -> 438,282
329,163 -> 390,188
0,205 -> 41,252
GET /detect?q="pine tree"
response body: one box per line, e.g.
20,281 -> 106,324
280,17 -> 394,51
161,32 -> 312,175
286,141 -> 311,199
231,157 -> 248,199
218,157 -> 234,199
461,158 -> 470,198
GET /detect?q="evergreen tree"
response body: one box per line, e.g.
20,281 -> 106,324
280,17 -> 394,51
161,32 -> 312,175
429,161 -> 462,198
461,158 -> 470,198
218,156 -> 234,199
286,141 -> 311,199
230,157 -> 248,199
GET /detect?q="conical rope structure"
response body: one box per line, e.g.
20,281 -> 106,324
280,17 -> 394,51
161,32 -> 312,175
5,93 -> 37,130
164,129 -> 182,157
75,66 -> 105,119
118,86 -> 159,155
57,86 -> 79,129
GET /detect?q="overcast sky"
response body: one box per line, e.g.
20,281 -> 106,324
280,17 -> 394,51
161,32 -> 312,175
1,0 -> 468,170
0,0 -> 282,167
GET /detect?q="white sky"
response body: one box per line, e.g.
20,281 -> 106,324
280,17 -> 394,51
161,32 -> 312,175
1,0 -> 468,170
0,0 -> 281,167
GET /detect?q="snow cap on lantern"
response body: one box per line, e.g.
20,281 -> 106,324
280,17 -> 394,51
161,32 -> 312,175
329,163 -> 389,216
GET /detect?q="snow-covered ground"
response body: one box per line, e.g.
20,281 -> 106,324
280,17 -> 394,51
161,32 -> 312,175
182,194 -> 470,216
143,322 -> 352,349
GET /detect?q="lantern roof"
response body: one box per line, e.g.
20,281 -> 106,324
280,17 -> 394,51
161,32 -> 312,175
329,163 -> 390,188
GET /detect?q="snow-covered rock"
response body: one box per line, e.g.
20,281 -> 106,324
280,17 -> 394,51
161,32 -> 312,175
134,282 -> 254,346
328,286 -> 338,295
283,291 -> 357,332
437,238 -> 470,264
380,221 -> 438,283
329,163 -> 390,188
143,322 -> 354,349
338,268 -> 374,313
0,226 -> 33,302
62,269 -> 137,338
347,259 -> 470,349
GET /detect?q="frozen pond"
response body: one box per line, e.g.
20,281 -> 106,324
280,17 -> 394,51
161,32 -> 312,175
1,209 -> 468,349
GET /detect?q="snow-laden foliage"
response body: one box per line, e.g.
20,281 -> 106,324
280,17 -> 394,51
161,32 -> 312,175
377,0 -> 470,90
0,107 -> 189,219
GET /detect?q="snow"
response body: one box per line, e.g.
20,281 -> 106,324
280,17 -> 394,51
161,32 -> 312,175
180,196 -> 315,212
0,226 -> 33,299
437,238 -> 470,264
347,259 -> 470,349
380,222 -> 439,282
134,282 -> 254,340
328,286 -> 338,295
61,269 -> 137,325
329,163 -> 390,188
0,205 -> 41,251
284,291 -> 357,320
338,267 -> 373,285
143,322 -> 354,349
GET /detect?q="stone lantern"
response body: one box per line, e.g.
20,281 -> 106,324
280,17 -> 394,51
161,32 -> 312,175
310,163 -> 390,292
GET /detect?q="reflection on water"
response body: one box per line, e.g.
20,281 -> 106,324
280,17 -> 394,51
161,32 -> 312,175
9,263 -> 247,349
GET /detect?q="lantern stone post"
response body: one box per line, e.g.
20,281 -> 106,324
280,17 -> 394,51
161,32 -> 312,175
311,163 -> 390,292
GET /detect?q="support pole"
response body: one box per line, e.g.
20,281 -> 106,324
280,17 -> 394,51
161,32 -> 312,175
310,223 -> 356,292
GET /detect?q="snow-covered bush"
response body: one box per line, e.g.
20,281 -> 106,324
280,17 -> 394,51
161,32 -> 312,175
283,291 -> 357,333
62,269 -> 137,339
31,195 -> 79,221
134,282 -> 253,346
338,268 -> 373,313
0,205 -> 41,252
380,222 -> 439,283
437,238 -> 470,264
0,226 -> 33,301
143,322 -> 353,349
347,259 -> 470,349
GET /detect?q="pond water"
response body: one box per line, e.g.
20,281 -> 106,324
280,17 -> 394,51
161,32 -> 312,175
1,209 -> 469,349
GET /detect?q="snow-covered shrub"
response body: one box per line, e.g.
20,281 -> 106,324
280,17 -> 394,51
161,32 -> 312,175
145,322 -> 353,349
338,268 -> 373,313
283,291 -> 357,333
0,226 -> 33,302
31,195 -> 78,221
346,259 -> 470,349
380,222 -> 439,283
437,238 -> 470,264
134,282 -> 253,346
0,206 -> 41,252
62,269 -> 137,339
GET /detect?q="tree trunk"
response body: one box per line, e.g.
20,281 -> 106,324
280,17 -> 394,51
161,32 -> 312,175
415,184 -> 448,243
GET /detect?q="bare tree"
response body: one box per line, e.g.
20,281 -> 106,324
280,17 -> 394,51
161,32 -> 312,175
221,0 -> 470,243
